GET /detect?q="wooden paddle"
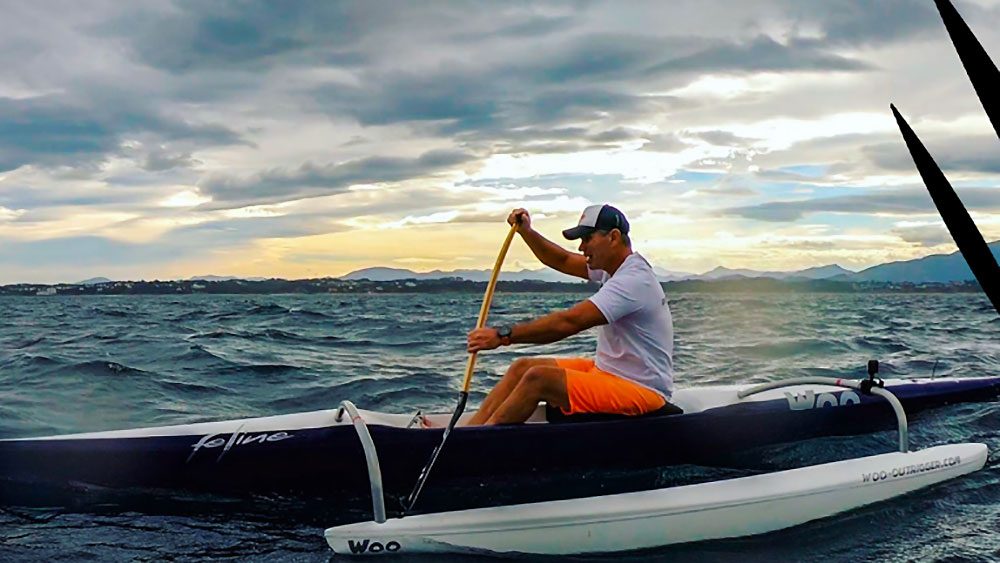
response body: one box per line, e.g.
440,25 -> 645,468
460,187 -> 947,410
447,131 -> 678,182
403,218 -> 520,513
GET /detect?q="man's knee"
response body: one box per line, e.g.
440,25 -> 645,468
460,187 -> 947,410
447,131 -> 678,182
508,357 -> 554,377
519,367 -> 562,397
509,357 -> 535,374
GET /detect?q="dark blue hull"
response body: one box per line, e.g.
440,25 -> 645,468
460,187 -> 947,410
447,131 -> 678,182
2,377 -> 998,507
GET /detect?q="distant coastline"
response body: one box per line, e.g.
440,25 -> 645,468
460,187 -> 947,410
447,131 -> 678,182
0,277 -> 987,296
4,242 -> 996,296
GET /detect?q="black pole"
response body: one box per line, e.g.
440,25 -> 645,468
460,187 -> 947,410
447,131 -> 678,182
935,0 -> 1000,141
890,105 -> 1000,315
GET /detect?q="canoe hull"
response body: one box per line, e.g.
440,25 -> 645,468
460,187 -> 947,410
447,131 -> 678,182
1,377 -> 998,503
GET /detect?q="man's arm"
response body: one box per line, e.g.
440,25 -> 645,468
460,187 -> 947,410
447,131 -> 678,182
509,209 -> 588,280
467,299 -> 607,352
519,228 -> 588,280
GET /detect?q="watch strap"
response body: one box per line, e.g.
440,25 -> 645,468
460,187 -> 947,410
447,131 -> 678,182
496,325 -> 513,346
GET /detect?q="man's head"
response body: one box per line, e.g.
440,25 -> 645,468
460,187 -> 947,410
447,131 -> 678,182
562,204 -> 632,270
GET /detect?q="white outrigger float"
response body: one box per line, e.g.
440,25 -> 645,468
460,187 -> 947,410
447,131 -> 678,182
324,371 -> 989,556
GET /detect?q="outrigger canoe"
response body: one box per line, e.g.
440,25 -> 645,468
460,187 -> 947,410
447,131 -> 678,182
2,374 -> 998,505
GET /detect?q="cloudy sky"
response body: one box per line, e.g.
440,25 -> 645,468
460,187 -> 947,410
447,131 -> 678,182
2,0 -> 1000,283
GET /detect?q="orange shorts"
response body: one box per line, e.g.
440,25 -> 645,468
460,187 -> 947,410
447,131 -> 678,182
555,358 -> 666,416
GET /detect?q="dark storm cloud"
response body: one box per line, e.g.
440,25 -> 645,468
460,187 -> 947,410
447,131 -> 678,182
521,33 -> 681,84
315,68 -> 686,154
315,70 -> 504,132
0,95 -> 246,173
143,150 -> 199,172
198,149 -> 478,209
99,0 -> 374,73
104,1 -> 590,74
722,187 -> 1000,222
100,0 -> 944,78
0,97 -> 118,172
778,0 -> 949,46
315,77 -> 665,136
291,4 -> 893,145
310,26 -> 872,140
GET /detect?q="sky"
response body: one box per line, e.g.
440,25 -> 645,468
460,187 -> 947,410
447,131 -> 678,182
2,0 -> 1000,284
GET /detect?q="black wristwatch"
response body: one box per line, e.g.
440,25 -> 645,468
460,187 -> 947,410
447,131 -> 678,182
496,325 -> 513,346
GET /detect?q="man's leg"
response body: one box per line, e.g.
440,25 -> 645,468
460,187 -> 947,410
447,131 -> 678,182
466,358 -> 557,426
486,365 -> 569,425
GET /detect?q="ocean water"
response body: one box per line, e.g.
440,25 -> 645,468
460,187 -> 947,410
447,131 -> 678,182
0,292 -> 998,561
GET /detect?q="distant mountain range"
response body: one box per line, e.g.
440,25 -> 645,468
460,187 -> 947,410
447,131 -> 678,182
74,275 -> 269,285
691,264 -> 856,281
342,241 -> 1000,284
340,267 -> 582,283
847,242 -> 1000,282
69,241 -> 998,286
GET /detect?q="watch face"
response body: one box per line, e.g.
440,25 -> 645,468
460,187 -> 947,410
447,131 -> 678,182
498,326 -> 512,338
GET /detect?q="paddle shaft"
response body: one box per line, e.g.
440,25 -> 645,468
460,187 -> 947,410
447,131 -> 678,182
404,221 -> 519,513
461,223 -> 520,391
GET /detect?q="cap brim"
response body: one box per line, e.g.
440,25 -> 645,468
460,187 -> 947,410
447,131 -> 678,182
562,225 -> 595,240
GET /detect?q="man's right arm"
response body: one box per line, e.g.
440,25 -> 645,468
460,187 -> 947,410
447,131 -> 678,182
519,227 -> 588,280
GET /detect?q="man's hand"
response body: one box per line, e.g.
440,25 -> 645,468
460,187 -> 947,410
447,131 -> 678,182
507,208 -> 531,234
467,327 -> 501,352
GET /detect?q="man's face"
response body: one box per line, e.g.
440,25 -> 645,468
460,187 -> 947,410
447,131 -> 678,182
578,230 -> 613,269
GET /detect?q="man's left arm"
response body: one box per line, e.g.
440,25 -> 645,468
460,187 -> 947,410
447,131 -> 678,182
467,300 -> 607,352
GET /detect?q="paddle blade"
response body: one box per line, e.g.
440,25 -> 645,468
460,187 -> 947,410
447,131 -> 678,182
890,105 -> 1000,314
935,0 -> 1000,142
404,391 -> 469,513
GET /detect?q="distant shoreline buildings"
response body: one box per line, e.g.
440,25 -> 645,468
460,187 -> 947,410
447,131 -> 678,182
0,277 -> 986,297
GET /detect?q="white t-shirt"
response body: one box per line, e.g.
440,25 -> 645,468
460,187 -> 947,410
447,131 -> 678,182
587,253 -> 675,398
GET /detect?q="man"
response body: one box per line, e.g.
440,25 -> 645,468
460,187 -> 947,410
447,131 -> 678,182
466,204 -> 675,426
